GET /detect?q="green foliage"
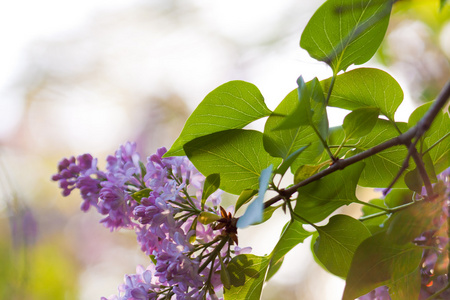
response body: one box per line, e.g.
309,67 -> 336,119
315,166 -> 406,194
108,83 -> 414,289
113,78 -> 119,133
165,81 -> 271,157
342,232 -> 422,300
350,120 -> 411,187
235,189 -> 258,213
408,102 -> 450,173
387,199 -> 443,244
263,89 -> 323,171
201,173 -> 220,209
360,198 -> 389,234
300,0 -> 392,72
164,1 -> 450,298
343,107 -> 379,140
387,265 -> 421,300
321,68 -> 403,121
184,129 -> 281,195
294,162 -> 364,223
131,188 -> 152,203
224,254 -> 270,300
314,215 -> 371,278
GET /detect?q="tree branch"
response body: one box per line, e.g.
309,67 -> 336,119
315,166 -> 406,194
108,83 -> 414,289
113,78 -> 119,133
264,81 -> 450,209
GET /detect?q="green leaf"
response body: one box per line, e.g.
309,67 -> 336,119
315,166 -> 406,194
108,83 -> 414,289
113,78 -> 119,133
139,161 -> 147,178
300,0 -> 392,72
342,232 -> 422,300
237,165 -> 273,228
384,189 -> 412,206
293,164 -> 324,185
404,168 -> 423,194
276,78 -> 328,140
275,77 -> 312,130
314,215 -> 371,278
343,107 -> 379,140
131,188 -> 152,204
235,189 -> 258,213
263,89 -> 323,169
294,162 -> 365,223
165,81 -> 271,157
408,102 -> 450,174
351,120 -> 411,187
388,266 -> 421,300
387,200 -> 443,244
275,145 -> 309,176
219,255 -> 232,290
224,254 -> 270,300
184,129 -> 281,195
441,0 -> 448,10
198,212 -> 221,225
321,68 -> 403,121
201,173 -> 220,210
268,220 -> 313,277
293,126 -> 346,183
265,257 -> 284,282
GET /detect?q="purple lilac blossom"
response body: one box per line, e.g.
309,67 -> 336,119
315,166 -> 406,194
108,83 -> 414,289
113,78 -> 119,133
52,154 -> 104,211
53,143 -> 244,300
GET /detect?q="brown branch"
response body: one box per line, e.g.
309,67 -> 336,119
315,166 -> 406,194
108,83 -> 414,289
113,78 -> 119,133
264,81 -> 450,209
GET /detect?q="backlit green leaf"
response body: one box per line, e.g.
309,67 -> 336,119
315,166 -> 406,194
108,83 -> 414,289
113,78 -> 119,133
314,215 -> 371,278
235,189 -> 258,213
131,188 -> 152,204
294,162 -> 364,223
388,266 -> 421,300
351,120 -> 410,187
263,89 -> 323,169
343,232 -> 422,300
408,102 -> 450,174
165,81 -> 271,157
300,0 -> 392,72
201,173 -> 220,209
321,68 -> 403,121
224,254 -> 270,300
184,129 -> 281,195
276,78 -> 328,142
343,107 -> 379,140
387,200 -> 443,244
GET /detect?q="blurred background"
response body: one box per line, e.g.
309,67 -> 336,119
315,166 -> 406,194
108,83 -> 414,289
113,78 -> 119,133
0,0 -> 449,299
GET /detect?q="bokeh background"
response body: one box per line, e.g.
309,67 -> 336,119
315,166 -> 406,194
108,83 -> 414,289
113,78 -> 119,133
0,0 -> 449,299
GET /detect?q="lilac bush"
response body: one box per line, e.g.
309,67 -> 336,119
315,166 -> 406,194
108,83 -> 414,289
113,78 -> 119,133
53,142 -> 249,299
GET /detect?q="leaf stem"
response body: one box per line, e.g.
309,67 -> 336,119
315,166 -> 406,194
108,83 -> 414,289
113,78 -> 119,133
286,198 -> 318,230
198,236 -> 229,273
312,123 -> 336,162
329,144 -> 357,148
359,201 -> 416,221
325,72 -> 337,106
354,199 -> 390,212
423,131 -> 450,155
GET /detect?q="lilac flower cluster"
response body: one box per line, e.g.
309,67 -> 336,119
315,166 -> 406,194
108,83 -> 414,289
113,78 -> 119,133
361,169 -> 450,300
52,142 -> 249,300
